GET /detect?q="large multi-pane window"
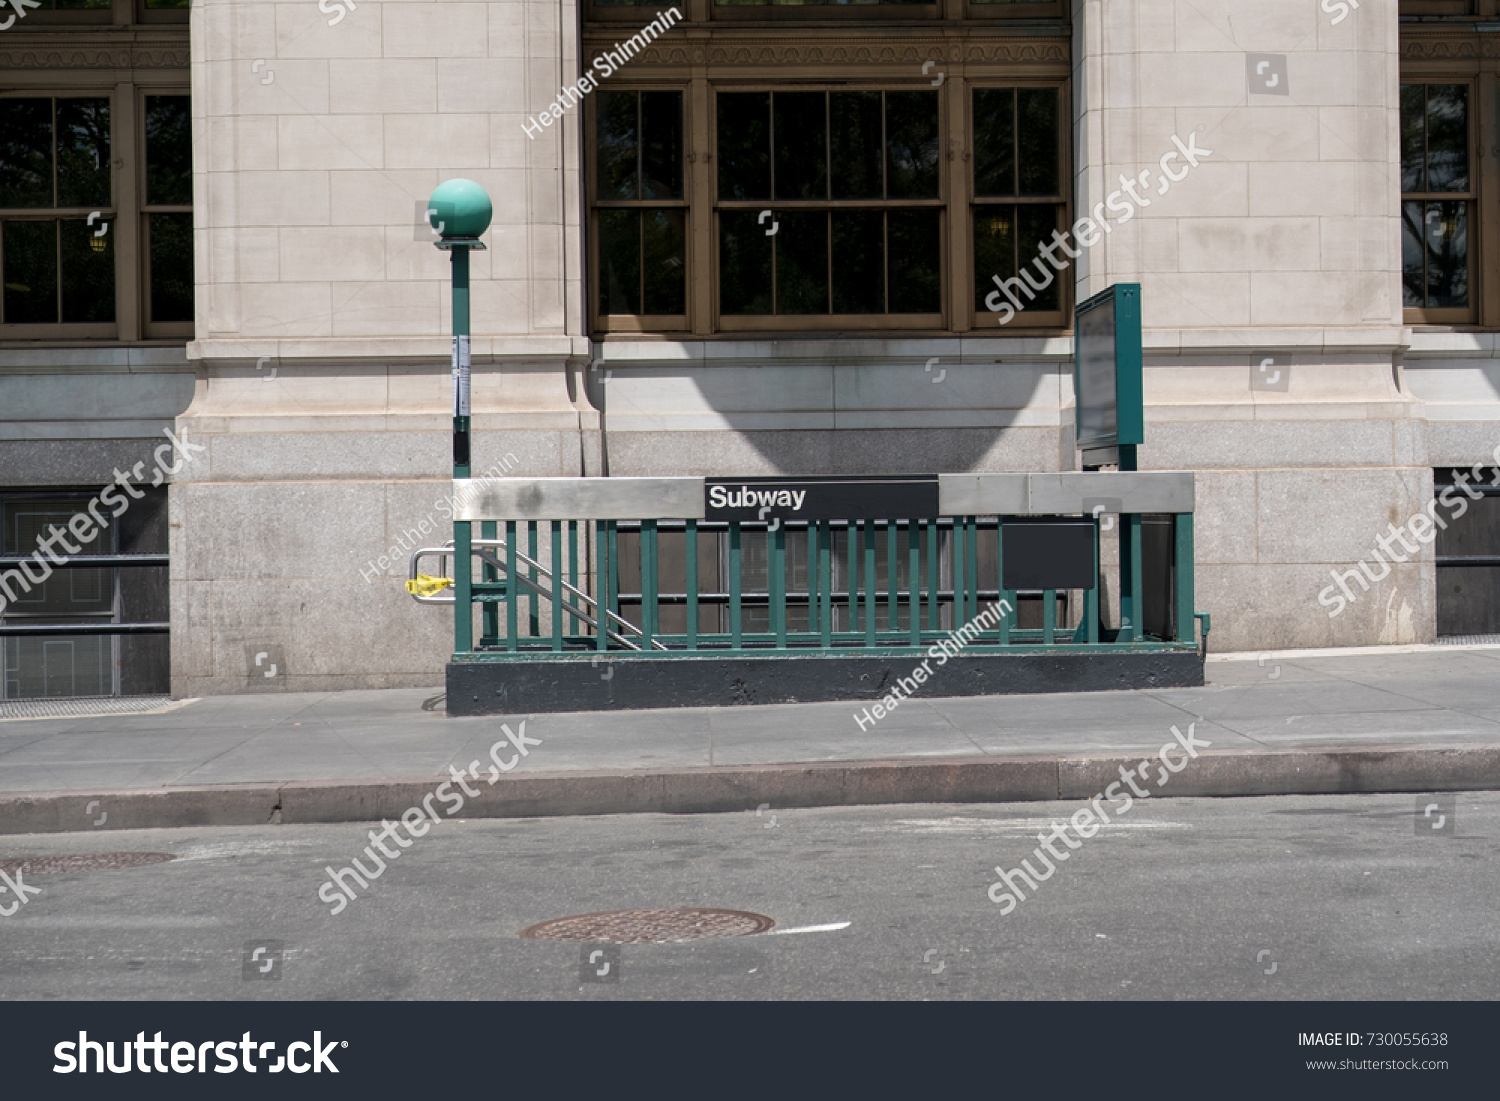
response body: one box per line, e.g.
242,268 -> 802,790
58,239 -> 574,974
588,78 -> 1067,334
594,90 -> 688,330
715,90 -> 942,324
970,85 -> 1065,325
1400,82 -> 1471,322
0,98 -> 115,333
0,91 -> 193,339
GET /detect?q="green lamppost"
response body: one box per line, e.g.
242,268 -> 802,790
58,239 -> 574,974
428,179 -> 492,655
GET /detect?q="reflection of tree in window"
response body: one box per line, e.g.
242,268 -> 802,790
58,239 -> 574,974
0,97 -> 114,326
1400,84 -> 1469,312
145,96 -> 194,324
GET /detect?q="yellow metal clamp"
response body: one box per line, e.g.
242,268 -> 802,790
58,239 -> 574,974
405,574 -> 454,597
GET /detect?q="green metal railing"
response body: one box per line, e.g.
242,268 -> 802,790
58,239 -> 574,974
416,509 -> 1203,660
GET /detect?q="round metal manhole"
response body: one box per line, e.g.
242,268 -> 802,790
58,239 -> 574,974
0,853 -> 175,876
520,907 -> 775,943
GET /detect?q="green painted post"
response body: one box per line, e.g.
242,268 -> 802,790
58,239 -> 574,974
505,520 -> 518,651
685,520 -> 699,650
550,520 -> 563,651
907,522 -> 920,647
1174,512 -> 1195,644
886,522 -> 898,630
770,522 -> 786,649
729,522 -> 742,649
863,520 -> 876,648
428,179 -> 491,660
595,521 -> 608,652
641,519 -> 658,648
926,520 -> 939,631
952,519 -> 965,631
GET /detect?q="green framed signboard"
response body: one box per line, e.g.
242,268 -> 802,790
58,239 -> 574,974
1074,283 -> 1144,451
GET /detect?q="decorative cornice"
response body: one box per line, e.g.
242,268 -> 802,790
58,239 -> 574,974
1400,29 -> 1500,63
0,32 -> 189,71
584,34 -> 1067,69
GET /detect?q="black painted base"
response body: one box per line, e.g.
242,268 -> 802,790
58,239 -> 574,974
446,648 -> 1204,716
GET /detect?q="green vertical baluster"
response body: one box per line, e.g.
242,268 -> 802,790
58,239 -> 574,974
568,520 -> 578,634
863,520 -> 876,649
481,519 -> 498,643
1125,513 -> 1144,642
926,520 -> 938,632
907,521 -> 920,647
455,519 -> 472,656
607,521 -> 619,633
886,521 -> 898,631
1175,513 -> 1194,645
846,521 -> 857,635
595,520 -> 608,652
527,521 -> 539,637
686,520 -> 698,651
642,519 -> 658,649
952,518 -> 964,631
505,520 -> 517,652
550,520 -> 563,651
819,522 -> 832,648
965,517 -> 979,625
1043,589 -> 1056,645
998,519 -> 1012,645
729,522 -> 742,650
807,522 -> 818,642
770,521 -> 786,649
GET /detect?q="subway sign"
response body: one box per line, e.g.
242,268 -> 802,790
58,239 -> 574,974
704,475 -> 939,523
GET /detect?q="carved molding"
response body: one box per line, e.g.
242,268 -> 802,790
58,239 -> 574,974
0,34 -> 189,71
584,35 -> 1066,68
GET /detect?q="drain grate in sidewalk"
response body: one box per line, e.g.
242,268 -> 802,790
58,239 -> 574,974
0,695 -> 187,721
1437,634 -> 1500,646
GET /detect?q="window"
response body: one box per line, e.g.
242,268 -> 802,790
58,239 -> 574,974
1400,82 -> 1471,323
970,85 -> 1066,327
0,97 -> 115,334
144,95 -> 193,333
0,91 -> 193,341
714,90 -> 942,326
593,89 -> 688,331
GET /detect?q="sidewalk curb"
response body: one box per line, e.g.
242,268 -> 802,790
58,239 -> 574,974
1,743 -> 1496,835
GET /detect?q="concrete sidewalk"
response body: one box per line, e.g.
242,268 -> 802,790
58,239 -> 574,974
2,645 -> 1499,833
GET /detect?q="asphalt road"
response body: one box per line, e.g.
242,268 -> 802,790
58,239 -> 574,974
0,791 -> 1495,1001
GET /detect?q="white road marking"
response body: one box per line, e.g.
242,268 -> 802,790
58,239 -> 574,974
766,922 -> 851,936
862,817 -> 1190,835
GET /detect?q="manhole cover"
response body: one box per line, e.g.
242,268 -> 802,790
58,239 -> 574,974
0,853 -> 175,876
520,907 -> 775,943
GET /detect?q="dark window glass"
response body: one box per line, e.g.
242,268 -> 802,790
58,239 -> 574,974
148,212 -> 193,323
972,88 -> 1015,197
885,91 -> 939,199
1425,84 -> 1468,193
641,208 -> 686,314
596,91 -> 639,201
641,92 -> 683,200
0,100 -> 54,209
829,92 -> 883,201
1016,87 -> 1058,195
598,209 -> 640,315
146,96 -> 192,206
144,0 -> 188,7
773,92 -> 826,200
973,207 -> 1014,313
60,217 -> 114,323
1017,204 -> 1060,311
1400,85 -> 1470,311
55,98 -> 110,208
831,210 -> 884,313
2,220 -> 57,324
888,208 -> 940,313
717,93 -> 770,201
775,210 -> 827,313
719,209 -> 773,314
1399,83 -> 1424,194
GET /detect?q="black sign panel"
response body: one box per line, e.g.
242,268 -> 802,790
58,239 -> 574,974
1002,519 -> 1096,591
704,475 -> 939,523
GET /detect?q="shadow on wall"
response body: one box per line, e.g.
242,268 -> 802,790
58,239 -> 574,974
579,352 -> 1067,477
